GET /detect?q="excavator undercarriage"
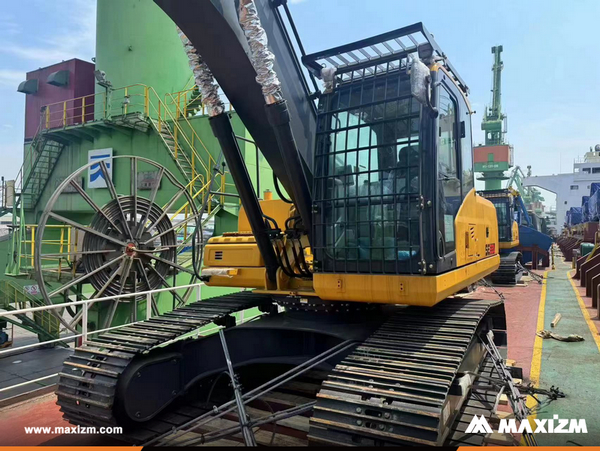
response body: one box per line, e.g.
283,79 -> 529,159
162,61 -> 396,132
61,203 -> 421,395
56,293 -> 508,446
490,251 -> 524,285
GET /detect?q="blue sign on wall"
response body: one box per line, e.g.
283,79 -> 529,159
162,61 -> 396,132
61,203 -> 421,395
88,148 -> 113,188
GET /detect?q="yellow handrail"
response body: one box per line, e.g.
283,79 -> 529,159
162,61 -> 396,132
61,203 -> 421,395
39,91 -> 99,130
145,85 -> 213,180
20,224 -> 73,279
22,83 -> 236,230
165,87 -> 233,119
35,83 -> 217,193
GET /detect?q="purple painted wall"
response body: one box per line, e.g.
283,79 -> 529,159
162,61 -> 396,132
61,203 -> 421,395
23,58 -> 95,140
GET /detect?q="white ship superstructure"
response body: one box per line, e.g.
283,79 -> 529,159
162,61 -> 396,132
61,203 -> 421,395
523,146 -> 600,231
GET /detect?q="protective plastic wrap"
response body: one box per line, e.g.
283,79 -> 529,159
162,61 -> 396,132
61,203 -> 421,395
410,56 -> 430,106
591,182 -> 600,196
321,67 -> 337,94
582,195 -> 590,222
201,268 -> 234,278
589,190 -> 600,221
238,0 -> 282,104
177,28 -> 225,116
567,206 -> 583,226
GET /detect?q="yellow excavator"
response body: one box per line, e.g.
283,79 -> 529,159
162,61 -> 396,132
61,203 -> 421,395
55,0 -> 523,447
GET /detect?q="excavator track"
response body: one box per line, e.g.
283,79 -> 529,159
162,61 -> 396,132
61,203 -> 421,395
55,291 -> 273,439
308,298 -> 504,446
490,251 -> 524,285
56,296 -> 504,446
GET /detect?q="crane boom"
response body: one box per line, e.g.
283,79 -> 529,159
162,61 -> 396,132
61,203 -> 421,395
482,45 -> 505,146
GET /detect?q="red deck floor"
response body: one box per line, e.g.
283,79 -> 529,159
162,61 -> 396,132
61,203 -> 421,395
474,274 -> 545,380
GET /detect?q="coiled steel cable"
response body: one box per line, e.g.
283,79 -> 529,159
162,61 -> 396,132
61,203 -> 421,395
81,197 -> 177,299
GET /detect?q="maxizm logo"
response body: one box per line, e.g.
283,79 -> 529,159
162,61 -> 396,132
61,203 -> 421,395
465,415 -> 588,434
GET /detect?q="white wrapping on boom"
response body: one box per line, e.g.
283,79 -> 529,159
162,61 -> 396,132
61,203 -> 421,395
238,0 -> 283,104
410,55 -> 430,106
321,67 -> 337,94
177,28 -> 225,117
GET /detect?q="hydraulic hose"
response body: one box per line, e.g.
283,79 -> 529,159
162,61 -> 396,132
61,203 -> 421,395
273,173 -> 292,204
265,100 -> 313,238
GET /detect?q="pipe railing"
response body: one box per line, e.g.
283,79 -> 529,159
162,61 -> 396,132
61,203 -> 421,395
12,83 -> 242,219
26,83 -> 220,201
0,283 -> 260,396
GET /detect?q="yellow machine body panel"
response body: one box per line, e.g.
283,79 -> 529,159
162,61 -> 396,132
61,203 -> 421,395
204,235 -> 269,289
499,220 -> 520,249
206,267 -> 268,289
203,191 -> 500,306
238,199 -> 291,234
313,255 -> 499,306
454,188 -> 500,267
204,235 -> 264,267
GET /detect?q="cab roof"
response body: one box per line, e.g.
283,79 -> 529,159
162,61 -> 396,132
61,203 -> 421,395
303,22 -> 469,95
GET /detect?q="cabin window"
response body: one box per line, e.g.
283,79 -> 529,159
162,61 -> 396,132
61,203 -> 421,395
460,119 -> 474,194
314,72 -> 422,274
437,85 -> 459,256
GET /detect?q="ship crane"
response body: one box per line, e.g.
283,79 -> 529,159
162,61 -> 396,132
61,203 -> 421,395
482,45 -> 506,146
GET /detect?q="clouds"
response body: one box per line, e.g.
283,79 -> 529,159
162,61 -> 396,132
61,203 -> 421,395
0,1 -> 97,179
0,70 -> 26,87
0,0 -> 96,66
0,16 -> 20,37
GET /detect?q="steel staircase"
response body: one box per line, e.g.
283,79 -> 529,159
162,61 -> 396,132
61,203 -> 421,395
156,120 -> 203,192
184,85 -> 203,116
19,135 -> 65,210
168,84 -> 204,118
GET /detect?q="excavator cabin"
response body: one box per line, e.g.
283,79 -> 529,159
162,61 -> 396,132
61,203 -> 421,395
202,23 -> 500,306
481,189 -> 520,250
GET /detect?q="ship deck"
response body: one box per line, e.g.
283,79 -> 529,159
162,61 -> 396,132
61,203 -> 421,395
0,252 -> 598,446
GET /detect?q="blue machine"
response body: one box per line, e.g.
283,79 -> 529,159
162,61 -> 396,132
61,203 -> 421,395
567,206 -> 584,227
512,191 -> 553,265
581,183 -> 600,223
0,319 -> 8,347
481,188 -> 552,270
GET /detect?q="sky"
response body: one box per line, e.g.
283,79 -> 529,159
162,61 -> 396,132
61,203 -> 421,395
1,0 -> 600,208
0,0 -> 96,179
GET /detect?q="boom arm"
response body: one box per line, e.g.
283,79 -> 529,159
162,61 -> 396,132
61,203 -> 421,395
481,45 -> 505,146
155,0 -> 316,239
155,0 -> 315,187
511,189 -> 532,227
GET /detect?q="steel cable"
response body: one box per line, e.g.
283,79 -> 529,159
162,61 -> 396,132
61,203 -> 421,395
81,196 -> 177,300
